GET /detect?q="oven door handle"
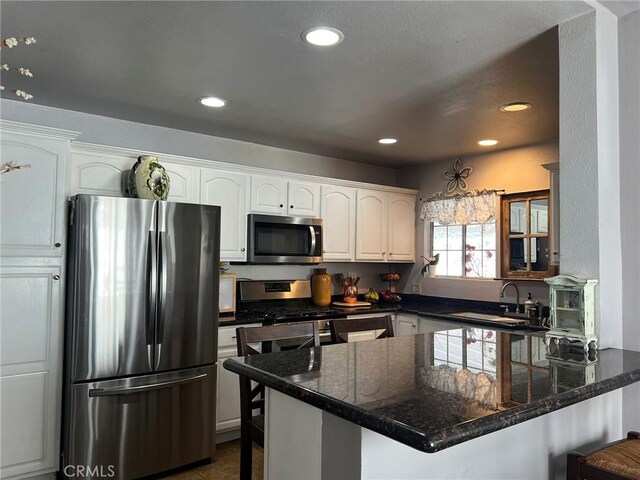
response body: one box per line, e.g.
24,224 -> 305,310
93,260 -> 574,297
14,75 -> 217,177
309,226 -> 317,256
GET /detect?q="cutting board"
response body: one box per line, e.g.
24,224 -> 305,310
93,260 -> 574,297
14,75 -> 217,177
332,301 -> 371,308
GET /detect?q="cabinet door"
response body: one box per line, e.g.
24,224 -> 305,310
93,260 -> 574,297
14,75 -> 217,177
320,185 -> 356,261
387,194 -> 416,262
215,326 -> 262,436
0,133 -> 69,257
0,266 -> 63,478
250,175 -> 287,215
216,347 -> 242,433
201,169 -> 248,261
69,146 -> 131,197
287,181 -> 320,217
162,161 -> 200,203
356,189 -> 387,261
395,314 -> 418,336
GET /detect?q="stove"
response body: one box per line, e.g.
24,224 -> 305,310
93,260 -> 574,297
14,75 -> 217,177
236,280 -> 347,335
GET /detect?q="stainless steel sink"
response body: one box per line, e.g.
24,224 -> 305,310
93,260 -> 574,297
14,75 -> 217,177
447,312 -> 526,324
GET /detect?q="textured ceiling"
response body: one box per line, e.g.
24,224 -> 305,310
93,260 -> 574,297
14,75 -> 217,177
0,1 -> 592,166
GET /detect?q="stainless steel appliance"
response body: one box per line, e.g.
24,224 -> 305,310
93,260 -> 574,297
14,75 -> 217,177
61,195 -> 220,480
237,279 -> 345,343
247,214 -> 323,264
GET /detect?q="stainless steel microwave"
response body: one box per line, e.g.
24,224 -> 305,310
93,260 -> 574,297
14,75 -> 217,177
247,214 -> 323,264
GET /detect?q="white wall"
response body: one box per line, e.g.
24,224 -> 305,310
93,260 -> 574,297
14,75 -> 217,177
395,141 -> 558,305
0,99 -> 396,186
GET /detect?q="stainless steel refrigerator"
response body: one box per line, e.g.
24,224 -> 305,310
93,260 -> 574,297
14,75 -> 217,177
61,195 -> 220,479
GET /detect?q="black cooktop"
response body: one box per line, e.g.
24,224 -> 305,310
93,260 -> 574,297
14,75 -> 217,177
236,299 -> 347,323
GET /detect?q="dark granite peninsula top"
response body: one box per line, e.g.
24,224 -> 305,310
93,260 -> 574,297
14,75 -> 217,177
224,323 -> 640,453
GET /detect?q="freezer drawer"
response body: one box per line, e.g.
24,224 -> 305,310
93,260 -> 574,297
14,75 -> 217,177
64,365 -> 216,480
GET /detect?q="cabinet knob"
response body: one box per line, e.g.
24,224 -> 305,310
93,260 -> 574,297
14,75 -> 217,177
382,252 -> 386,255
290,205 -> 294,209
553,251 -> 559,255
55,242 -> 62,248
53,275 -> 60,281
279,204 -> 283,208
241,248 -> 245,252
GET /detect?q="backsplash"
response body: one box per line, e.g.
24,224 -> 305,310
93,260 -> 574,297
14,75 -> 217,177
225,262 -> 400,295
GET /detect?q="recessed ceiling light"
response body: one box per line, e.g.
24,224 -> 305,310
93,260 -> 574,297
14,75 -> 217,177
378,138 -> 398,145
199,97 -> 227,108
302,27 -> 344,47
500,102 -> 532,112
478,139 -> 499,146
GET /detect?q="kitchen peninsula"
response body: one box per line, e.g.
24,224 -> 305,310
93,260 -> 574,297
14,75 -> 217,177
224,322 -> 640,479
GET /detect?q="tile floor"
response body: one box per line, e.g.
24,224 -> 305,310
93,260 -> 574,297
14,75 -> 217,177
159,440 -> 264,480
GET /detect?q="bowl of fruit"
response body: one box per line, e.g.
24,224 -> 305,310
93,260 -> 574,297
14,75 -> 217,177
379,273 -> 401,282
379,290 -> 401,303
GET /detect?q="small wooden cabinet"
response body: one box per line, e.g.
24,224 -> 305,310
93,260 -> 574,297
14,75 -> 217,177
545,275 -> 598,350
250,175 -> 320,217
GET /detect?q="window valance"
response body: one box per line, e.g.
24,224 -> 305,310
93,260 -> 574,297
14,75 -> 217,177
419,190 -> 500,225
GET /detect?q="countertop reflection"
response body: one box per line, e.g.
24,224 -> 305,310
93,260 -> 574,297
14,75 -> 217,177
224,322 -> 640,452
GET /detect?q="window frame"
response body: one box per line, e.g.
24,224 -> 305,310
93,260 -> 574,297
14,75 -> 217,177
499,189 -> 557,279
429,220 -> 497,279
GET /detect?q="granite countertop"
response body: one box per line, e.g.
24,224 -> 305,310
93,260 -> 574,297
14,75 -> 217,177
224,322 -> 640,453
222,294 -> 547,331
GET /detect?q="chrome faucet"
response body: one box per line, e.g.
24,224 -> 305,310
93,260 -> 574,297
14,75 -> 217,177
500,282 -> 520,314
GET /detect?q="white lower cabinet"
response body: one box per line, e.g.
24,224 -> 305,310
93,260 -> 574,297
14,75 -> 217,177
0,266 -> 64,479
394,313 -> 419,336
216,326 -> 242,436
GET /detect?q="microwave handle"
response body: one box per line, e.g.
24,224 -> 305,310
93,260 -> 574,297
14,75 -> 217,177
309,226 -> 317,255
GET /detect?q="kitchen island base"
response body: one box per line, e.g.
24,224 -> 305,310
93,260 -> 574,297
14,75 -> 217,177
265,387 -> 624,480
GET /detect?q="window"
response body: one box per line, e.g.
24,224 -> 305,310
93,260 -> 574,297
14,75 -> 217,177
431,220 -> 496,278
500,190 -> 556,279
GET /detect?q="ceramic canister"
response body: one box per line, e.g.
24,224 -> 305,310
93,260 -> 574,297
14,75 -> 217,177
311,268 -> 332,307
129,155 -> 170,200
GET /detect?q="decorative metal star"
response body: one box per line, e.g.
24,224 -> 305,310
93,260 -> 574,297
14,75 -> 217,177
443,158 -> 473,194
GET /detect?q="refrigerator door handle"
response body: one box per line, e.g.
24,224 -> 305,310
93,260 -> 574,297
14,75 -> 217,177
155,230 -> 168,370
88,372 -> 208,397
146,230 -> 158,371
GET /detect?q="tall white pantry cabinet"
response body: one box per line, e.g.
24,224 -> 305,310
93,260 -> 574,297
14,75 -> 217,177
0,121 -> 78,479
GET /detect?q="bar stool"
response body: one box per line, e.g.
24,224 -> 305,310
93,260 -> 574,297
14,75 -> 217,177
567,431 -> 640,479
235,322 -> 320,480
329,314 -> 395,344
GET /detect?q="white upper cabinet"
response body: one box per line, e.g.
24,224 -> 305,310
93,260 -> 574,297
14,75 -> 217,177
250,175 -> 287,215
320,185 -> 356,261
70,146 -> 199,203
250,175 -> 320,217
70,146 -> 130,196
161,161 -> 200,204
201,169 -> 248,261
387,193 -> 416,262
1,124 -> 76,258
356,189 -> 388,261
287,180 -> 320,217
